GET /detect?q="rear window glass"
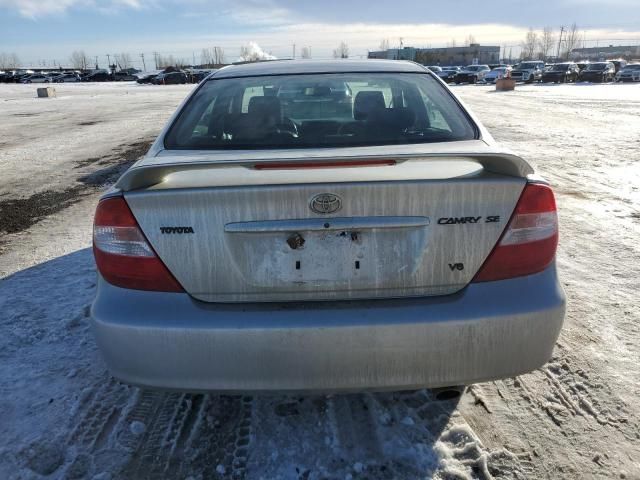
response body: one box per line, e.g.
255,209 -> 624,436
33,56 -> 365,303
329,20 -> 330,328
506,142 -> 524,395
165,73 -> 477,149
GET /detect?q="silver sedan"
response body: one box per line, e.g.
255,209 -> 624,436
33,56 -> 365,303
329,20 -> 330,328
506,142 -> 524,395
91,60 -> 565,392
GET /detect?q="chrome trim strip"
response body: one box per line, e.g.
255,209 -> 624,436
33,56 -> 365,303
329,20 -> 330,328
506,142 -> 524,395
225,216 -> 430,233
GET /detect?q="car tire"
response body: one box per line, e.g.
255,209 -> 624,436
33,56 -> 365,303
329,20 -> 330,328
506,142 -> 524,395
470,76 -> 477,84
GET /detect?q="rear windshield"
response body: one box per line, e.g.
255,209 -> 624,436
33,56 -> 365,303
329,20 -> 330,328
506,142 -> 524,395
164,72 -> 477,150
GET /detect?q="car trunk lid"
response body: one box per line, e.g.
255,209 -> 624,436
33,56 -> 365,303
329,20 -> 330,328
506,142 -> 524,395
123,151 -> 528,302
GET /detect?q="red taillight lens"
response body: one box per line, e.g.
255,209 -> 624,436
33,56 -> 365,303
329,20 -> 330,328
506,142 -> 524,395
93,197 -> 183,292
473,183 -> 558,283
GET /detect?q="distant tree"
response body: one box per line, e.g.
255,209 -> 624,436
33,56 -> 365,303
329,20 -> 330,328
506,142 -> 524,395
538,27 -> 555,60
563,23 -> 580,59
157,54 -> 186,68
300,46 -> 311,59
0,52 -> 21,69
333,41 -> 349,59
447,38 -> 457,48
465,35 -> 476,46
200,47 -> 226,66
212,47 -> 225,64
70,50 -> 89,70
520,28 -> 538,60
116,52 -> 132,69
200,48 -> 212,66
379,38 -> 390,51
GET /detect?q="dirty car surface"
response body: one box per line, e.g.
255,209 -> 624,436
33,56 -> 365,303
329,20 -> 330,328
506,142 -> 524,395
90,60 -> 565,392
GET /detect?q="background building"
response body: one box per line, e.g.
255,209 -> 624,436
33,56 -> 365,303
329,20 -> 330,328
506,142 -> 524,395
368,44 -> 501,66
570,45 -> 640,60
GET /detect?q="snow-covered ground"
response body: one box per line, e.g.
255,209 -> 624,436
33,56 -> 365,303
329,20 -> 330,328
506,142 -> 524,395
1,81 -> 639,479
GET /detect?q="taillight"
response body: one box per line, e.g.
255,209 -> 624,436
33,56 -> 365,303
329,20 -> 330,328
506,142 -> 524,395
473,183 -> 558,283
93,197 -> 183,292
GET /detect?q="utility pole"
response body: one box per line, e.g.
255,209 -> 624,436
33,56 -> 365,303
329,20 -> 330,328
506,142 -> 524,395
140,53 -> 146,71
95,56 -> 99,69
192,51 -> 195,67
106,54 -> 111,71
292,43 -> 296,59
153,52 -> 159,69
557,26 -> 565,60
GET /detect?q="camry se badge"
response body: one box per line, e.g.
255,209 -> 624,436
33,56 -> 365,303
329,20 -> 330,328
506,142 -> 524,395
437,216 -> 501,225
310,193 -> 342,214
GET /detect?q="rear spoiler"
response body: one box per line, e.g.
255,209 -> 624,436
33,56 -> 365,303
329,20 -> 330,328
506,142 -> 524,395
115,153 -> 534,192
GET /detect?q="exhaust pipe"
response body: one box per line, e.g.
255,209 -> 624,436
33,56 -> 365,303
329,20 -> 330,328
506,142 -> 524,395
432,386 -> 465,401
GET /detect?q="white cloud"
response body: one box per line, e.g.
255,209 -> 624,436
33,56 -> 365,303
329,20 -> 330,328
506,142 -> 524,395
0,0 -> 151,17
237,41 -> 277,61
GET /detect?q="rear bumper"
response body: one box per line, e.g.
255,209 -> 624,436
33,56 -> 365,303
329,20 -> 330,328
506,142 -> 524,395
91,265 -> 565,393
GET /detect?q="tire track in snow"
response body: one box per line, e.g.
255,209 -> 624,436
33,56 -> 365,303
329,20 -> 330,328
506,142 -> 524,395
179,395 -> 251,479
328,394 -> 383,459
67,376 -> 130,451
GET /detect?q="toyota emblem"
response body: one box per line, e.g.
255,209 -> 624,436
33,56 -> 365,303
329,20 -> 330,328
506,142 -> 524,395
310,193 -> 342,214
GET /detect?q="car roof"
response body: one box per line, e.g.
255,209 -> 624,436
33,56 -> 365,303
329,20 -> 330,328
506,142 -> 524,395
211,59 -> 427,79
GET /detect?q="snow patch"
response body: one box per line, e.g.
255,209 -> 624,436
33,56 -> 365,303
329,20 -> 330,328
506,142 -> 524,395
129,420 -> 146,436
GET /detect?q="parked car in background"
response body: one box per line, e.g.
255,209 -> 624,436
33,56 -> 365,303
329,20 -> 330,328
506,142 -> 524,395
610,60 -> 627,73
114,71 -> 137,81
21,74 -> 50,83
136,71 -> 162,84
510,61 -> 545,83
454,65 -> 491,84
45,72 -> 64,82
575,62 -> 590,73
579,62 -> 616,82
541,63 -> 580,83
84,71 -> 112,82
483,66 -> 512,84
54,73 -> 81,83
152,71 -> 188,85
90,59 -> 565,393
616,64 -> 640,82
427,66 -> 442,73
191,70 -> 215,83
436,67 -> 460,83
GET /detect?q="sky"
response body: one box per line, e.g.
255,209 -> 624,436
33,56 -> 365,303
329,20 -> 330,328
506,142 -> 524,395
1,0 -> 639,68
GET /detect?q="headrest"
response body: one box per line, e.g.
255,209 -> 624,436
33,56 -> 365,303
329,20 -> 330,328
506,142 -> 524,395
369,107 -> 416,129
248,96 -> 281,120
354,91 -> 386,120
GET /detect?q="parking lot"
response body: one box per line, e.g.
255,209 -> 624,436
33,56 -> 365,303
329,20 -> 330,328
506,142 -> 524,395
1,81 -> 639,479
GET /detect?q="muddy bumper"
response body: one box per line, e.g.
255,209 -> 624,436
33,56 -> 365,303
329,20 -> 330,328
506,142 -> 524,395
91,265 -> 565,392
